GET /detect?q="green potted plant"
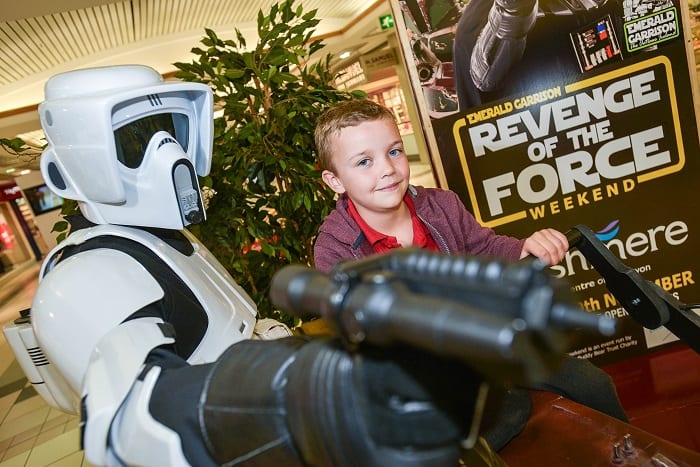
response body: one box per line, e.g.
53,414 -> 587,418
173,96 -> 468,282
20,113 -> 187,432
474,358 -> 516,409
173,0 -> 364,326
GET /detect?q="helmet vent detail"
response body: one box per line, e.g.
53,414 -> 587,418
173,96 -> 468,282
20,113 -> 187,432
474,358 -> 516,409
158,137 -> 178,149
147,94 -> 163,106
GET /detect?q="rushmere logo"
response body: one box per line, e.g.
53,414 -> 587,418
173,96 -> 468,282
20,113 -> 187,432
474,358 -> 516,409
550,219 -> 689,278
595,219 -> 620,242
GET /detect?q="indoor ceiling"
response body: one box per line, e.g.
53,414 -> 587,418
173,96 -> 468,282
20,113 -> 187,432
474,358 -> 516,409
0,0 -> 394,181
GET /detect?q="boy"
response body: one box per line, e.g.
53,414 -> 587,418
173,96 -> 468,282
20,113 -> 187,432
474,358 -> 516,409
313,98 -> 569,273
313,98 -> 627,450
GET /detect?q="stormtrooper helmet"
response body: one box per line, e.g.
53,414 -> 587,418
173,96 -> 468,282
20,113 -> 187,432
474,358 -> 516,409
38,64 -> 213,229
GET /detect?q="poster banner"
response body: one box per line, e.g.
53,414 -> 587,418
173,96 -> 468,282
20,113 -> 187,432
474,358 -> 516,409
391,0 -> 700,365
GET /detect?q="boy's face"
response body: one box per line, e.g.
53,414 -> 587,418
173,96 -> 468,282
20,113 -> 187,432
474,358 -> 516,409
322,118 -> 410,220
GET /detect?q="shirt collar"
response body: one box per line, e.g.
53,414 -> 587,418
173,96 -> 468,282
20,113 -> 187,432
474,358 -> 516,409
346,193 -> 437,253
346,196 -> 398,249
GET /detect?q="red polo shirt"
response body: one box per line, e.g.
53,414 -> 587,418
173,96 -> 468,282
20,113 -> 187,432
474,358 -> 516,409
347,194 -> 439,254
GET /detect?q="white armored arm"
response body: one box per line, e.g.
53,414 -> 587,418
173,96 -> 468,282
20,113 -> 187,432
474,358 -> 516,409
82,317 -> 177,465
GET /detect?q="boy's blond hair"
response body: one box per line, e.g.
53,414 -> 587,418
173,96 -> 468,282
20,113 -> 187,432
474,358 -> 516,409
315,99 -> 396,172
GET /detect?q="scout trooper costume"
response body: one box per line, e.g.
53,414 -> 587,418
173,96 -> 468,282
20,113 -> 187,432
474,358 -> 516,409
4,65 -> 482,466
4,64 -> 263,465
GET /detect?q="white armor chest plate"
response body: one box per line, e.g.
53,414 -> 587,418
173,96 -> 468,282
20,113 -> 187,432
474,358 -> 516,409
24,224 -> 257,406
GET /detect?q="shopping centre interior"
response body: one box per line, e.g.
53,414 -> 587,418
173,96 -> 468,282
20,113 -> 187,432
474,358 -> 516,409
1,0 -> 700,465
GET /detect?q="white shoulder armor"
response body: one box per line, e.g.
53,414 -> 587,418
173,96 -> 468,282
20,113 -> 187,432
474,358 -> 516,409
42,224 -> 257,360
11,223 -> 256,415
32,247 -> 166,411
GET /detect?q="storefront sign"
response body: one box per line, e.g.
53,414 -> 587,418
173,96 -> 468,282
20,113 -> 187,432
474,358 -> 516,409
334,61 -> 366,90
0,183 -> 22,201
361,47 -> 398,75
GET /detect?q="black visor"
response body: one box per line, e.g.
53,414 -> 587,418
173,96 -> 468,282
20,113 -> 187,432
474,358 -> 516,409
114,113 -> 189,168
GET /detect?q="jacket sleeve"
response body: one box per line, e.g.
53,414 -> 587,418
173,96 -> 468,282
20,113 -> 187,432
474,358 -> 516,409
460,209 -> 525,260
313,231 -> 350,273
442,190 -> 525,260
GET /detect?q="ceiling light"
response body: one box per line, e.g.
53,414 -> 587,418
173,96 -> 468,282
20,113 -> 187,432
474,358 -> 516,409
339,51 -> 351,60
19,169 -> 31,175
5,168 -> 16,173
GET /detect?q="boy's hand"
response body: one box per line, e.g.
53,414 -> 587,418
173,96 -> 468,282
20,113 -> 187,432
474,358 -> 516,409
520,228 -> 569,265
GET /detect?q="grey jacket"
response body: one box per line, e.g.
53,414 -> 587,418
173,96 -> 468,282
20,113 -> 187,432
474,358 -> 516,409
313,185 -> 525,273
